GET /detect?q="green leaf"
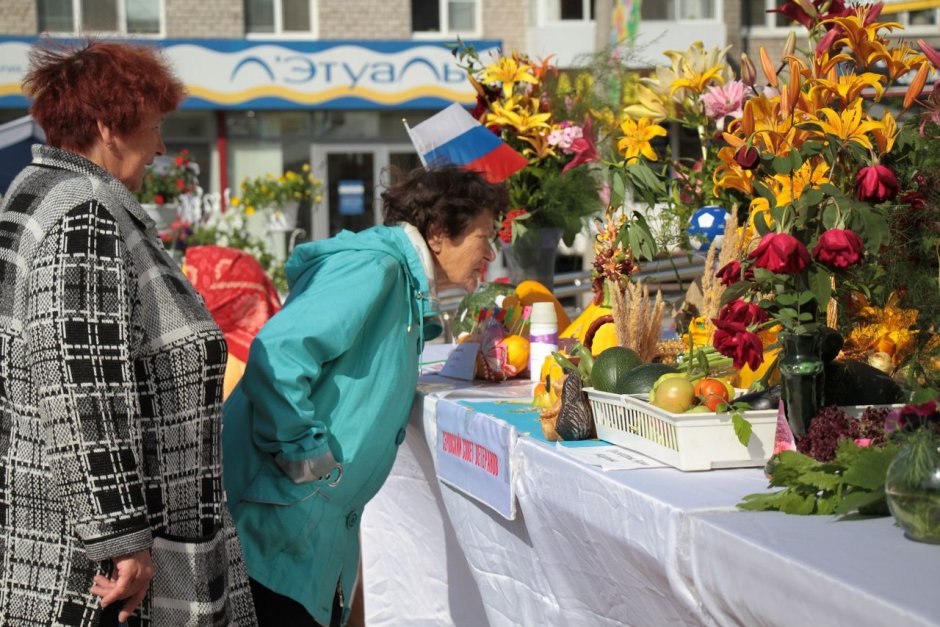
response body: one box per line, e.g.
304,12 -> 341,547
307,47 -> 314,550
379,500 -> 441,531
773,155 -> 793,175
732,412 -> 753,447
626,162 -> 667,196
624,212 -> 659,261
807,266 -> 833,311
775,291 -> 798,306
834,489 -> 886,517
799,470 -> 843,491
767,450 -> 819,485
789,149 -> 804,171
800,187 -> 824,208
842,447 -> 897,490
753,180 -> 777,207
797,290 -> 816,305
819,183 -> 842,197
821,204 -> 839,229
719,280 -> 752,306
738,491 -> 788,511
611,170 -> 626,208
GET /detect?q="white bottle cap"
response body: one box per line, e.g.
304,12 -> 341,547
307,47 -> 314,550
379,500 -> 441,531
529,301 -> 557,327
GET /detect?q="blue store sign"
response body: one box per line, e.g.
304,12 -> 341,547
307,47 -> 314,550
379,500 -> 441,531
0,37 -> 499,110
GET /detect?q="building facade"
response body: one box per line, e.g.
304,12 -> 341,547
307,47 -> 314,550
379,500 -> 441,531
2,1 -> 937,241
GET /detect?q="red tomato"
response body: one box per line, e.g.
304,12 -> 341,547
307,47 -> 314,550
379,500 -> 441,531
695,378 -> 731,411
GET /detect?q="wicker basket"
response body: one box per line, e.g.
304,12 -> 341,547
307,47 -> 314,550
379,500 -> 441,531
584,388 -> 779,471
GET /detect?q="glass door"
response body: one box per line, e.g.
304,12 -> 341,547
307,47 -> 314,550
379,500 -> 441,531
309,144 -> 421,242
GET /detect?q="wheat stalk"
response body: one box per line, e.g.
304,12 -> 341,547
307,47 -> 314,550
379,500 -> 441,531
700,208 -> 740,321
609,279 -> 665,361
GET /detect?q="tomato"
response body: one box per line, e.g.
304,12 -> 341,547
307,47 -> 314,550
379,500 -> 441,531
651,375 -> 696,413
694,378 -> 731,411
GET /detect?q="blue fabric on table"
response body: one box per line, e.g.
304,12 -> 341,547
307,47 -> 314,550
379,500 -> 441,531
456,401 -> 608,448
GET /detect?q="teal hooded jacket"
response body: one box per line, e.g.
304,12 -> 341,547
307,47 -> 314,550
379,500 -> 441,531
222,224 -> 438,625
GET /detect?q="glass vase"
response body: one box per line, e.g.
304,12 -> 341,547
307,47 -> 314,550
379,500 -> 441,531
885,430 -> 940,544
779,331 -> 825,437
502,227 -> 561,290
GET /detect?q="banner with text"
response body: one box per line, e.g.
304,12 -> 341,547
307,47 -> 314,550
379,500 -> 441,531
436,398 -> 516,519
0,37 -> 498,110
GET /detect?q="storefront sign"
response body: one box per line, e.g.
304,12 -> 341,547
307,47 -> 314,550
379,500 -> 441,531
436,398 -> 516,519
337,180 -> 365,215
0,37 -> 498,110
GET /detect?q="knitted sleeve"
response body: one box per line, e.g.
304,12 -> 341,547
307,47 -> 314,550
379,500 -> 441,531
27,199 -> 152,561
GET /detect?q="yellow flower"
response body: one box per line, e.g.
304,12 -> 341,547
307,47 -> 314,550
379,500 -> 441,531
622,84 -> 669,123
806,100 -> 880,151
669,64 -> 725,96
302,163 -> 311,172
873,110 -> 898,155
245,206 -> 255,216
231,196 -> 241,206
481,56 -> 539,98
867,40 -> 921,81
815,72 -> 885,104
827,12 -> 902,69
485,96 -> 552,136
713,146 -> 755,196
617,117 -> 667,162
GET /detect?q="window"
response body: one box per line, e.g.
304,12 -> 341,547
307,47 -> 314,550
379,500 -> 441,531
541,0 -> 594,21
743,0 -> 790,29
640,0 -> 715,20
37,0 -> 161,34
245,0 -> 315,35
412,0 -> 478,36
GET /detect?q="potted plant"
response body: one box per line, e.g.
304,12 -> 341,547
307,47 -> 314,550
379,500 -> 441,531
136,149 -> 200,228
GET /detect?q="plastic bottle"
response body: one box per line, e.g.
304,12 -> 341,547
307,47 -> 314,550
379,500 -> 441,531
528,301 -> 558,382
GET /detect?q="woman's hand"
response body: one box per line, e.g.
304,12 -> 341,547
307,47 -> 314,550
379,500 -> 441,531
90,549 -> 154,622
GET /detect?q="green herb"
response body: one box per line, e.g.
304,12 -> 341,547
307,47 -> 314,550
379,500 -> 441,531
738,440 -> 900,516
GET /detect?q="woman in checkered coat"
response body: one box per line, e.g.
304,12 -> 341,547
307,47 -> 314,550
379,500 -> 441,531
0,41 -> 255,625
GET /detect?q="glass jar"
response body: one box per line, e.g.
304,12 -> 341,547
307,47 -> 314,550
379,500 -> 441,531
885,429 -> 940,544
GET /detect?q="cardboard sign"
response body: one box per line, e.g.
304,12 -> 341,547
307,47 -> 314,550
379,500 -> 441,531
435,398 -> 516,519
439,342 -> 479,380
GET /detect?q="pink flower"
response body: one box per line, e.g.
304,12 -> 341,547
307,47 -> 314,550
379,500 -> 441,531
855,164 -> 899,203
701,81 -> 746,122
748,232 -> 811,274
813,228 -> 865,270
562,118 -> 600,174
854,438 -> 873,448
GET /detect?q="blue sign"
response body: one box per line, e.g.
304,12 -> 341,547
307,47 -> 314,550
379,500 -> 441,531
338,180 -> 366,216
0,37 -> 500,110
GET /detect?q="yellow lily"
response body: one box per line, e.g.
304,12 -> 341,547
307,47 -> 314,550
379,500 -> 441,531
867,41 -> 922,81
669,65 -> 725,96
481,56 -> 539,98
806,100 -> 880,150
713,146 -> 755,196
872,110 -> 898,155
617,117 -> 668,163
622,84 -> 669,122
826,13 -> 902,68
485,96 -> 552,136
815,72 -> 885,103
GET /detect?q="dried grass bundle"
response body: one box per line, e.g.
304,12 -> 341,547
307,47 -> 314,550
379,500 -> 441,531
700,209 -> 740,321
609,279 -> 665,361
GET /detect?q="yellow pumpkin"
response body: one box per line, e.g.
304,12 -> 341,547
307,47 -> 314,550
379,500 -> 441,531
515,280 -> 571,330
560,303 -> 613,343
589,323 -> 618,356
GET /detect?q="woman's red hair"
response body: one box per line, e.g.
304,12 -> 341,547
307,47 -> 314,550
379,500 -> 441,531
22,40 -> 185,152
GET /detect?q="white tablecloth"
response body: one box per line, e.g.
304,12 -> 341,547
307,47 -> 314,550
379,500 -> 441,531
361,371 -> 940,627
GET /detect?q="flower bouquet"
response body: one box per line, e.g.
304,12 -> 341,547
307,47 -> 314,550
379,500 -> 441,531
136,149 -> 200,229
455,45 -> 603,286
231,164 -> 322,231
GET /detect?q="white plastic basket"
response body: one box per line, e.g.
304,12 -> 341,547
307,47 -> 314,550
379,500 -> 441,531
584,387 -> 779,471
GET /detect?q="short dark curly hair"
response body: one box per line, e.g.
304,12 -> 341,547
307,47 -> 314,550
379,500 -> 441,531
382,166 -> 509,240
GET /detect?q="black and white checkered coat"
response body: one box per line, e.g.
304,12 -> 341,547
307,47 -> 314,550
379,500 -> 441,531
0,146 -> 256,626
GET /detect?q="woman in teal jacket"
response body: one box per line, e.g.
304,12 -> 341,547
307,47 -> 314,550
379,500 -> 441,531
223,166 -> 508,626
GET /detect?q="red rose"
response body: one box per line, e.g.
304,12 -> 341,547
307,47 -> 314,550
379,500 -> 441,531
812,228 -> 864,270
154,194 -> 165,205
900,191 -> 927,212
715,260 -> 754,286
498,209 -> 529,244
717,299 -> 768,327
176,178 -> 186,190
734,146 -> 760,170
712,319 -> 765,371
175,155 -> 185,166
855,164 -> 899,203
748,232 -> 811,274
